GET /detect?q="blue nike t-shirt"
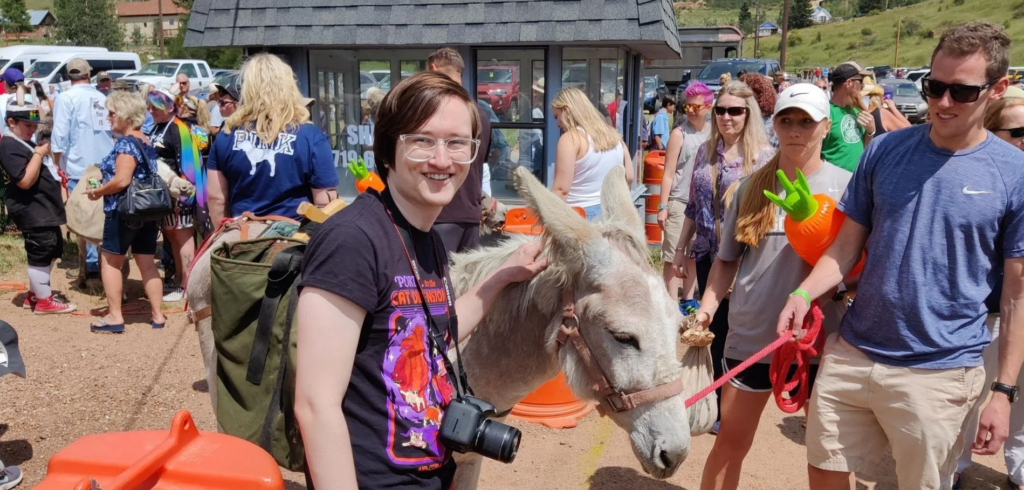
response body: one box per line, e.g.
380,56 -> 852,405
838,124 -> 1024,369
208,123 -> 338,220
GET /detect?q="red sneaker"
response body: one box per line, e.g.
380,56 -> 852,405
22,292 -> 36,309
34,295 -> 76,315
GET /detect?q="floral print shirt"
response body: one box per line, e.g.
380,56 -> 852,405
98,135 -> 158,213
684,139 -> 773,261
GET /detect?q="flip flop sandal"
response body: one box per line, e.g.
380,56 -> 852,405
90,319 -> 125,334
151,320 -> 165,329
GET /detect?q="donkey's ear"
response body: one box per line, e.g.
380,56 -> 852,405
599,165 -> 645,243
514,166 -> 599,271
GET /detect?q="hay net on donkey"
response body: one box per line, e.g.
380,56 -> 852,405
680,314 -> 717,435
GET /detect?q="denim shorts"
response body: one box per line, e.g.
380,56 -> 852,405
102,209 -> 159,256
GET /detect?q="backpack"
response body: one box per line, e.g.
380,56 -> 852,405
210,237 -> 307,471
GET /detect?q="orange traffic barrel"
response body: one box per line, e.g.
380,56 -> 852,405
36,410 -> 284,490
511,372 -> 595,429
503,206 -> 587,235
643,151 -> 666,245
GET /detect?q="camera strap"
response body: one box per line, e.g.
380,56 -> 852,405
382,200 -> 471,400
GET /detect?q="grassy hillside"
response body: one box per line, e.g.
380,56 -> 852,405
26,0 -> 54,10
741,0 -> 1024,70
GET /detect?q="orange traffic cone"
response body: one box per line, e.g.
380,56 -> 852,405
36,410 -> 284,490
510,373 -> 595,429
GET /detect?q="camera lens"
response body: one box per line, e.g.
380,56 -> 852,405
475,420 -> 521,463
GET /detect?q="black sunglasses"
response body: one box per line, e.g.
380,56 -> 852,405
714,106 -> 747,117
997,127 -> 1024,138
921,76 -> 994,103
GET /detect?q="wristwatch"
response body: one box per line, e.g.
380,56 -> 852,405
658,204 -> 667,211
992,382 -> 1020,403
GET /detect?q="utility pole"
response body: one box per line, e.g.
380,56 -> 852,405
894,16 -> 902,69
753,1 -> 760,58
158,0 -> 165,58
780,0 -> 791,72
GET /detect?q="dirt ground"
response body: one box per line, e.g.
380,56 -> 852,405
0,255 -> 1011,489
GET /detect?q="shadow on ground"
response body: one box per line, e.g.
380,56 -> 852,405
284,481 -> 307,490
777,415 -> 806,446
588,467 -> 688,490
0,424 -> 33,467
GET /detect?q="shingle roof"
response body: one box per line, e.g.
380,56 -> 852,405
28,10 -> 52,26
185,0 -> 681,59
116,0 -> 188,18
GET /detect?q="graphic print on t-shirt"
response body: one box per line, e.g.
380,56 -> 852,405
232,130 -> 297,177
382,273 -> 456,469
840,114 -> 861,144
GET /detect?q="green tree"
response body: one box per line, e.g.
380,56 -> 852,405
787,0 -> 814,29
53,0 -> 121,50
165,0 -> 243,69
0,0 -> 32,39
858,0 -> 884,15
130,24 -> 143,46
151,17 -> 160,44
738,2 -> 754,34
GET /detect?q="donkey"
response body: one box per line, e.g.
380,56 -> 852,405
449,166 -> 690,487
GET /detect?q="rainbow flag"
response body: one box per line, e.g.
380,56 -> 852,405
174,118 -> 206,207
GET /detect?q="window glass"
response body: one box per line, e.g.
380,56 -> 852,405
360,60 -> 390,100
483,128 -> 543,198
178,63 -> 198,78
701,47 -> 713,63
562,60 -> 588,94
111,60 -> 137,71
477,61 -> 521,123
198,63 -> 209,78
400,61 -> 425,79
10,62 -> 22,72
531,60 -> 544,124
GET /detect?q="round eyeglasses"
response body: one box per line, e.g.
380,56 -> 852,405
399,134 -> 480,165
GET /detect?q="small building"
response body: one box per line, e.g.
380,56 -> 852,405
757,21 -> 780,38
184,0 -> 682,202
811,6 -> 832,24
0,9 -> 56,40
116,0 -> 188,41
646,26 -> 744,86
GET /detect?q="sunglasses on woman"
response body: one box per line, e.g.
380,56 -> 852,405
684,103 -> 709,112
997,127 -> 1024,138
921,77 -> 994,103
713,106 -> 747,117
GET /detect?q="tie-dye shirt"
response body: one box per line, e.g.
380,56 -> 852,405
684,139 -> 773,261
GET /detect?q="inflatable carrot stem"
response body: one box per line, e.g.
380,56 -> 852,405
346,156 -> 385,194
764,169 -> 816,222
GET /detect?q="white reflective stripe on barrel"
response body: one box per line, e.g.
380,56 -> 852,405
645,212 -> 659,224
645,184 -> 661,195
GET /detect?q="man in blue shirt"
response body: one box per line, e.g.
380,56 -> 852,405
52,58 -> 113,280
650,96 -> 675,151
778,22 -> 1024,489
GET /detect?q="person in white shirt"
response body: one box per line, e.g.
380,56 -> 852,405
51,58 -> 114,281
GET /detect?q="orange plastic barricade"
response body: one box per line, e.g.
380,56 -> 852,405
643,151 -> 666,244
511,373 -> 595,429
502,206 -> 587,236
36,410 -> 284,490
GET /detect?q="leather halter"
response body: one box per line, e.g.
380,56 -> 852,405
555,288 -> 684,415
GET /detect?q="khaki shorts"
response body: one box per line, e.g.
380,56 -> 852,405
661,200 -> 688,263
807,334 -> 985,489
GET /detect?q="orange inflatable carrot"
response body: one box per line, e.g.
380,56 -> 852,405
347,156 -> 385,194
764,169 -> 864,277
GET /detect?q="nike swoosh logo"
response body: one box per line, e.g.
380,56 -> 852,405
962,186 -> 992,195
828,187 -> 843,193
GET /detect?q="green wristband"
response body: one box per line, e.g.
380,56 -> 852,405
791,289 -> 811,308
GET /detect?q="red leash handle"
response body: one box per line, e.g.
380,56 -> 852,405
684,301 -> 824,410
769,302 -> 824,413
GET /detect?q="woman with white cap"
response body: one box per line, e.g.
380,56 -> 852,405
693,84 -> 855,490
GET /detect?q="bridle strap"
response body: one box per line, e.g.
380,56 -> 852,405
555,288 -> 684,415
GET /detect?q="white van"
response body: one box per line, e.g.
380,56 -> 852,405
26,51 -> 141,92
0,46 -> 108,75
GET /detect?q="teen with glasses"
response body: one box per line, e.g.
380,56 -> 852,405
672,81 -> 774,435
821,62 -> 877,171
295,71 -> 547,489
659,82 -> 713,314
777,22 -> 1024,489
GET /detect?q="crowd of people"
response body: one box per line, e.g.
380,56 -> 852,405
1,19 -> 1023,490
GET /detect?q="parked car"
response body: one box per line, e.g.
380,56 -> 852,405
878,78 -> 928,124
92,69 -> 134,84
678,58 -> 782,102
477,65 -> 520,122
643,75 -> 667,112
119,59 -> 214,95
27,51 -> 142,93
869,65 -> 893,79
905,68 -> 930,92
211,68 -> 235,78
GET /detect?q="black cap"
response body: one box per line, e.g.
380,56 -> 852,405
829,62 -> 873,85
217,82 -> 240,102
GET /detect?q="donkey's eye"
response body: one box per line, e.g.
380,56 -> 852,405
612,333 -> 640,350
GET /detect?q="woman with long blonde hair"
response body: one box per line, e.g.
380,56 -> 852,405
693,84 -> 853,490
207,53 -> 338,226
551,87 -> 634,221
671,81 -> 773,434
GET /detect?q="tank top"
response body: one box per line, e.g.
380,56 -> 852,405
871,107 -> 888,136
566,128 -> 624,208
669,120 -> 712,203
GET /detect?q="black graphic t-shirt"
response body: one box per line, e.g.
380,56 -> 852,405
148,119 -> 183,174
300,189 -> 457,489
0,135 -> 65,229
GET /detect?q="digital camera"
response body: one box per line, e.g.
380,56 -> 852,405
439,396 -> 521,463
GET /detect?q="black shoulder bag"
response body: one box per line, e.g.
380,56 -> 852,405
117,137 -> 173,223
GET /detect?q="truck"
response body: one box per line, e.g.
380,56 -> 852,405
644,26 -> 744,92
119,59 -> 215,95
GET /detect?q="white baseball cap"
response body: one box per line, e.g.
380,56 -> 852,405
774,83 -> 830,122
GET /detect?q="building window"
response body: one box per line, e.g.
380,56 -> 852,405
725,47 -> 738,58
143,22 -> 148,28
701,47 -> 713,63
169,19 -> 174,26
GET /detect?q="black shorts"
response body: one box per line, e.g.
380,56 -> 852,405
22,227 -> 64,267
102,209 -> 160,256
723,357 -> 819,393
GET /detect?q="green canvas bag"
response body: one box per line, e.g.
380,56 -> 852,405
210,237 -> 307,471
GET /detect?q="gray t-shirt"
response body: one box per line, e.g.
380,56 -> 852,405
839,125 -> 1024,369
669,120 -> 712,204
718,161 -> 853,363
